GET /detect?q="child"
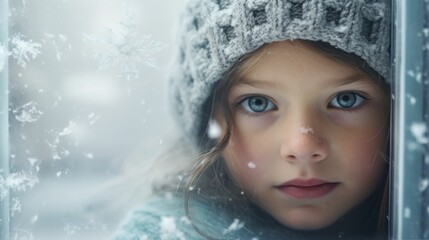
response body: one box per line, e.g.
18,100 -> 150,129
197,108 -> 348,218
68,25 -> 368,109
114,0 -> 391,239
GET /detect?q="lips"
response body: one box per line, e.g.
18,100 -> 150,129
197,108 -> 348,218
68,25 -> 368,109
275,179 -> 339,199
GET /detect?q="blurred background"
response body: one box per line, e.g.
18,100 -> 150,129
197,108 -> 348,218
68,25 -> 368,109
7,0 -> 184,239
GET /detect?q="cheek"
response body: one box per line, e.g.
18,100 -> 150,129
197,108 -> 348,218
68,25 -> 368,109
223,131 -> 275,187
337,130 -> 387,187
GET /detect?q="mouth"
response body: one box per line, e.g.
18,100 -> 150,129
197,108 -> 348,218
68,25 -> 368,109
275,178 -> 339,199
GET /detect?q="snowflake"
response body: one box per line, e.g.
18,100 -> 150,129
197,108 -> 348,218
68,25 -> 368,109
10,198 -> 22,217
410,122 -> 428,144
10,33 -> 42,68
223,218 -> 245,235
12,101 -> 44,123
46,121 -> 77,160
12,227 -> 34,240
0,171 -> 39,201
42,33 -> 71,61
247,161 -> 256,169
86,17 -> 166,92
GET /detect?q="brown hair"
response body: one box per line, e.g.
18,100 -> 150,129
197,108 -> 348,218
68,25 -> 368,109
181,40 -> 390,239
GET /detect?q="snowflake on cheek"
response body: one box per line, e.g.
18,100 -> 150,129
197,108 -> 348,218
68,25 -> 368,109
10,33 -> 42,68
86,19 -> 166,92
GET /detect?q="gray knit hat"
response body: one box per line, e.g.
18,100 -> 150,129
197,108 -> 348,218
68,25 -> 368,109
170,0 -> 390,143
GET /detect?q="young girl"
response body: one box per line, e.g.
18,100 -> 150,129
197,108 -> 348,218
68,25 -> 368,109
114,0 -> 391,239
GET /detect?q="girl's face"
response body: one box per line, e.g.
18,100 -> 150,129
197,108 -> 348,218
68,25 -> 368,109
218,40 -> 388,230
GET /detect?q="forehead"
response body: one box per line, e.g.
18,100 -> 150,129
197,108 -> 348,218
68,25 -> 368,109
236,40 -> 373,88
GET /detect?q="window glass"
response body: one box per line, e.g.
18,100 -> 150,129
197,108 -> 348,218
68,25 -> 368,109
3,1 -> 184,239
391,0 -> 429,239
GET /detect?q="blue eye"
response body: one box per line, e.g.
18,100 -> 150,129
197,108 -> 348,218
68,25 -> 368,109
330,92 -> 365,109
240,96 -> 276,113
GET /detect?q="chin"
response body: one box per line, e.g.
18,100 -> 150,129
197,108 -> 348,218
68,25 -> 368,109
278,214 -> 338,231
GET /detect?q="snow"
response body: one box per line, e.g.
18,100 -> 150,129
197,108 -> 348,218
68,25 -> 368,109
247,161 -> 256,169
299,126 -> 314,135
85,16 -> 166,92
419,178 -> 429,192
12,101 -> 44,123
46,121 -> 77,160
159,216 -> 186,240
222,218 -> 244,235
10,33 -> 42,68
208,120 -> 221,139
410,122 -> 428,144
0,171 -> 39,201
404,207 -> 411,218
42,33 -> 71,62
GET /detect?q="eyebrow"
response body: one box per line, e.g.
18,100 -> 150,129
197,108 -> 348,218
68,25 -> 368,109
330,74 -> 370,87
235,78 -> 281,88
236,74 -> 370,89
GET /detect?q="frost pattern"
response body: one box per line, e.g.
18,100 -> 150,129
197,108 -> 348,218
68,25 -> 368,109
46,121 -> 77,160
42,33 -> 71,61
223,219 -> 245,235
0,171 -> 39,201
86,17 -> 166,92
12,101 -> 44,123
11,198 -> 22,217
12,227 -> 34,240
159,216 -> 185,240
10,33 -> 42,68
63,219 -> 107,238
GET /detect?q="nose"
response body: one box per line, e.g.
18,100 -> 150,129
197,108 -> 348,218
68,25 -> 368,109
280,126 -> 328,164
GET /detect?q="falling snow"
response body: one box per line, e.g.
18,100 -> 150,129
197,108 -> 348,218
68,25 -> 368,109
10,33 -> 42,68
407,69 -> 423,83
12,101 -> 44,123
406,93 -> 417,105
208,120 -> 221,139
404,207 -> 411,218
85,16 -> 166,92
223,218 -> 245,235
247,161 -> 256,169
88,113 -> 100,125
410,122 -> 429,144
419,178 -> 429,192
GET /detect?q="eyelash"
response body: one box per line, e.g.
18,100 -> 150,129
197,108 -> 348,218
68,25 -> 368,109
328,91 -> 368,112
236,95 -> 277,117
234,91 -> 369,117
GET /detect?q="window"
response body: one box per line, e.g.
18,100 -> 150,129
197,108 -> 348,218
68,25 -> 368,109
0,1 -> 184,239
391,0 -> 429,239
1,0 -> 429,239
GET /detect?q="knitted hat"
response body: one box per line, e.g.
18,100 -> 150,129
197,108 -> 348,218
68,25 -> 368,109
170,0 -> 390,143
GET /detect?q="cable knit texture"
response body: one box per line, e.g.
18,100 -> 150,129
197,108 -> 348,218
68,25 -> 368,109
170,0 -> 391,142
